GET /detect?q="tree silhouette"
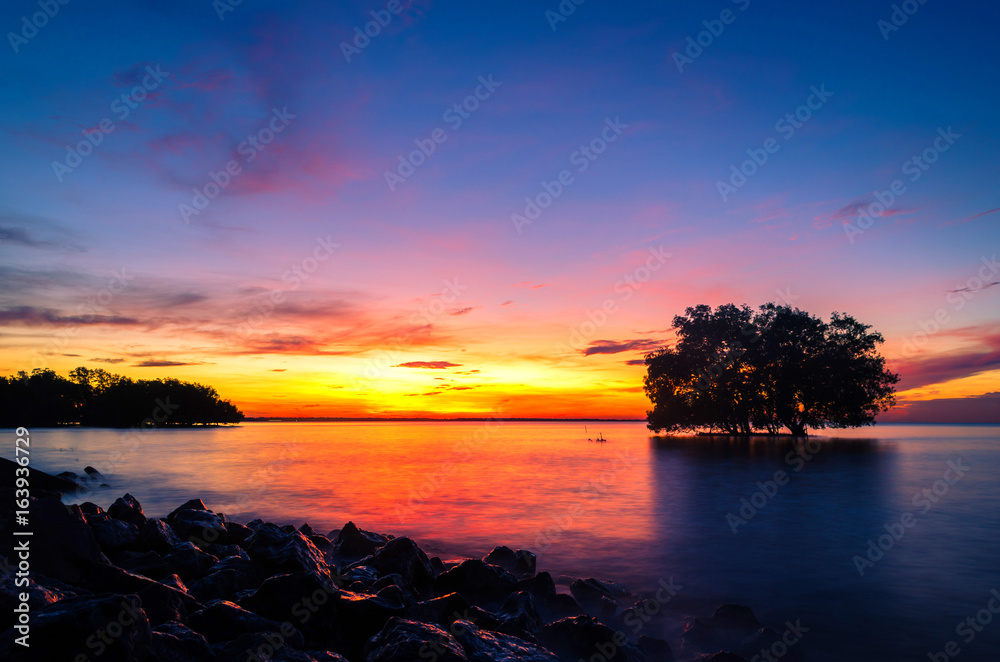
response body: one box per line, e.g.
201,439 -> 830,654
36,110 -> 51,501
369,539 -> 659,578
644,304 -> 898,435
0,367 -> 244,428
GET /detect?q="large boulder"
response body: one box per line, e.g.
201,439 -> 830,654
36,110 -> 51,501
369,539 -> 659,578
538,615 -> 644,662
239,571 -> 341,637
335,521 -> 390,559
451,619 -> 558,661
364,537 -> 435,590
0,593 -> 151,662
434,560 -> 518,607
188,600 -> 304,647
483,546 -> 537,578
497,591 -> 543,632
137,518 -> 183,553
88,513 -> 141,553
116,550 -> 170,580
365,617 -> 468,662
108,493 -> 147,527
409,592 -> 473,628
149,621 -> 214,662
164,542 -> 220,581
166,500 -> 228,546
569,578 -> 632,611
245,523 -> 329,575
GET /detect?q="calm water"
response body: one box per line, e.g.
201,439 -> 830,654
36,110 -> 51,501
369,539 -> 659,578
8,422 -> 1000,661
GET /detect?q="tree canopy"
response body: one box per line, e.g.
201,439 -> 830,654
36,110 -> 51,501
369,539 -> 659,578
643,304 -> 899,436
0,367 -> 244,428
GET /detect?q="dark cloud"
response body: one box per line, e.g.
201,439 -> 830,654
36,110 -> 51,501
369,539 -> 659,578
624,359 -> 646,366
449,306 -> 480,316
892,326 -> 1000,390
89,358 -> 126,364
394,361 -> 462,369
0,306 -> 141,327
270,368 -> 287,372
583,339 -> 663,357
133,360 -> 197,367
882,392 -> 1000,424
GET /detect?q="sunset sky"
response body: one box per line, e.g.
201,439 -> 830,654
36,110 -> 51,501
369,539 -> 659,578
1,0 -> 998,420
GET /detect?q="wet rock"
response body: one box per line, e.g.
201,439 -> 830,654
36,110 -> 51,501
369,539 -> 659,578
343,564 -> 380,588
161,573 -> 189,593
569,578 -> 632,611
0,593 -> 150,662
336,521 -> 390,559
365,617 -> 468,662
167,502 -> 228,546
538,615 -> 643,662
83,563 -> 203,626
189,567 -> 262,602
88,512 -> 141,552
451,619 -> 558,661
374,573 -> 419,605
639,635 -> 674,661
483,546 -> 537,578
498,591 -> 543,632
80,501 -> 105,516
410,592 -> 473,627
150,621 -> 214,662
137,518 -> 183,553
201,542 -> 251,560
300,522 -> 317,536
434,560 -> 518,607
682,617 -> 716,648
239,571 -> 341,636
335,590 -> 409,658
164,542 -> 220,581
9,497 -> 106,584
226,521 -> 253,546
108,493 -> 147,527
188,600 -> 305,647
245,523 -> 329,575
365,536 -> 435,590
519,571 -> 557,599
84,465 -> 105,480
0,575 -> 76,630
430,556 -> 447,577
215,632 -> 349,661
117,550 -> 170,580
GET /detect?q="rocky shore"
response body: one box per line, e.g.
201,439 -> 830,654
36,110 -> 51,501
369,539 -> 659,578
1,464 -> 801,661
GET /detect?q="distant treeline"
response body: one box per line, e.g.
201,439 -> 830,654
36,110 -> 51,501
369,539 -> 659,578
0,367 -> 244,428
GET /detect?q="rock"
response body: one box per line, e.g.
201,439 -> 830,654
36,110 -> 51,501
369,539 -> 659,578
164,542 -> 220,581
82,563 -> 203,626
300,522 -> 317,536
451,619 -> 558,661
239,571 -> 340,636
365,536 -> 435,590
245,523 -> 329,575
0,593 -> 150,662
697,653 -> 750,662
201,543 -> 251,560
343,564 -> 379,588
336,521 -> 390,559
569,578 -> 632,611
519,571 -> 557,599
188,600 -> 305,647
538,615 -> 643,662
410,592 -> 473,627
434,560 -> 518,607
226,521 -> 253,546
639,635 -> 674,661
117,550 -> 170,580
150,621 -> 214,662
335,590 -> 409,658
214,632 -> 348,661
88,512 -> 141,552
80,501 -> 105,516
483,546 -> 537,578
365,617 -> 468,662
108,493 -> 147,527
189,567 -> 263,602
137,518 -> 183,553
161,574 -> 189,593
84,465 -> 105,479
167,502 -> 227,546
498,591 -> 543,632
4,497 -> 106,584
0,575 -> 76,630
374,573 -> 419,605
707,604 -> 761,631
682,617 -> 716,648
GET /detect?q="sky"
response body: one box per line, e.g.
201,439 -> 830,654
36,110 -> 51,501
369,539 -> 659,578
1,0 -> 998,420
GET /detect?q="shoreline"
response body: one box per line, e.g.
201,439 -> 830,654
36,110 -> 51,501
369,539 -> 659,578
0,465 -> 799,662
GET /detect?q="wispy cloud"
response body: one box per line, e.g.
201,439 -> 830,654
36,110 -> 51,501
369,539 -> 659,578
583,338 -> 663,357
394,361 -> 463,369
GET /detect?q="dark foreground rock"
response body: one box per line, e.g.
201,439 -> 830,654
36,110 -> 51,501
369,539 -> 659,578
0,491 -> 791,662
